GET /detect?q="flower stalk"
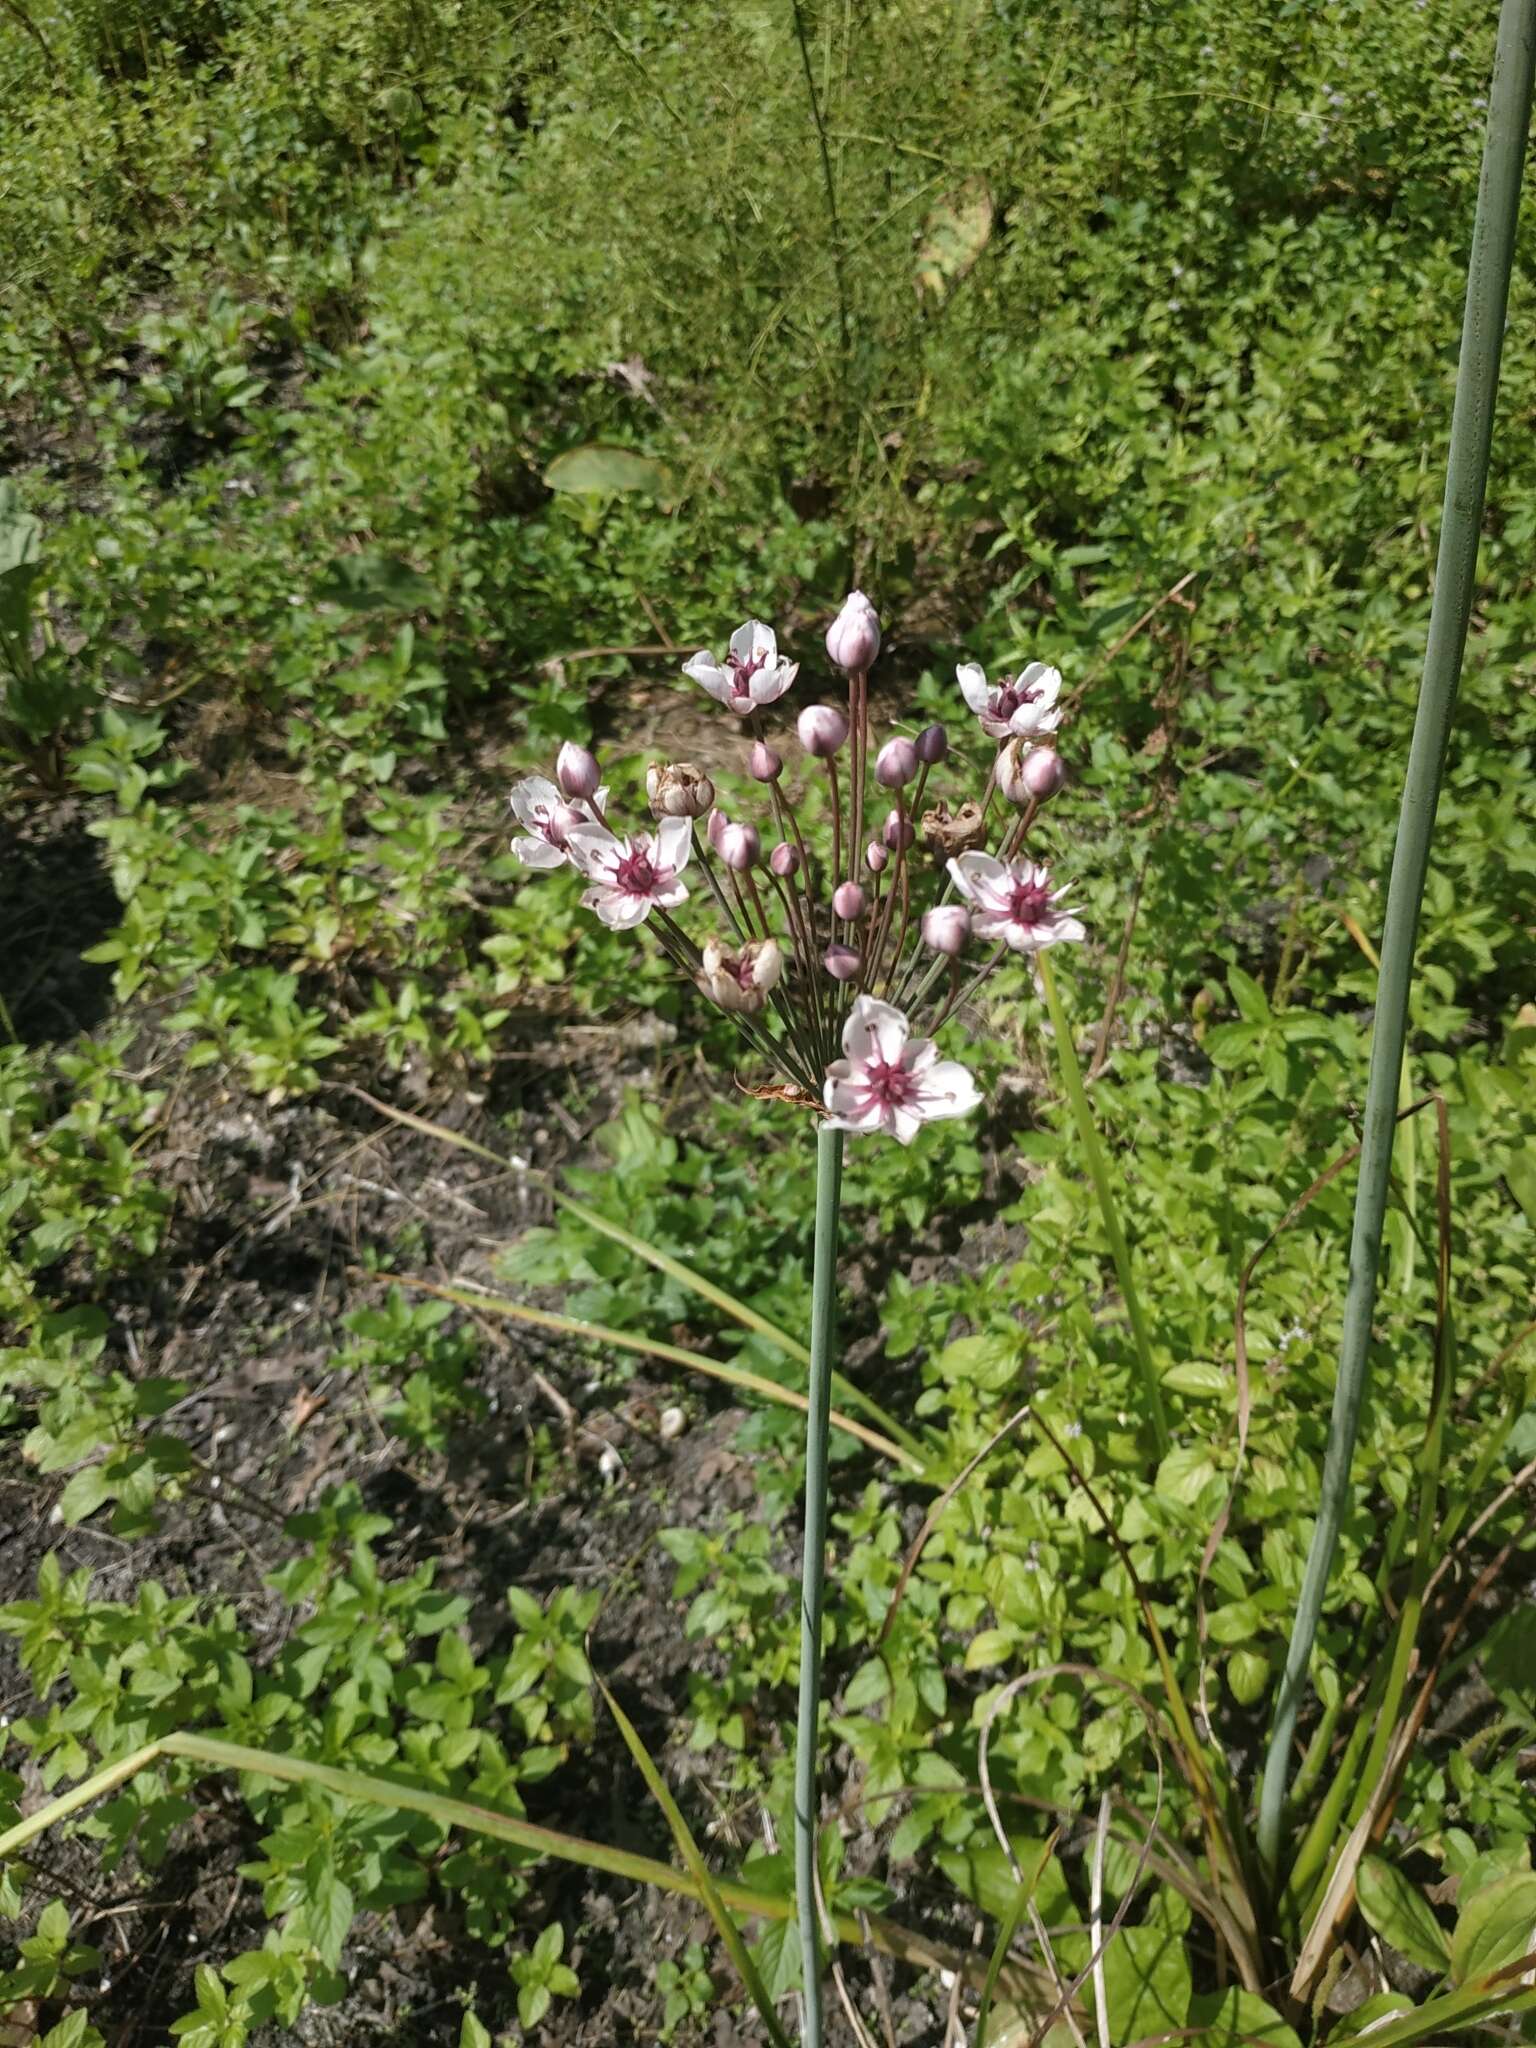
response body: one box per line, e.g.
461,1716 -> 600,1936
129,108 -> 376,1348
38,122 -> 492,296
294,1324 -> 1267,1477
506,592 -> 1103,2041
794,1118 -> 843,2046
1255,0 -> 1536,1881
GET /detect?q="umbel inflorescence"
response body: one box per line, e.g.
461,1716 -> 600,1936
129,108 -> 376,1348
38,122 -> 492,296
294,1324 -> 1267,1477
509,595 -> 1086,1143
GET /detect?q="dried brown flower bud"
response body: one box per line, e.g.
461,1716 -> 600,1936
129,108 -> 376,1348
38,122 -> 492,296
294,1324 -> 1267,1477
920,799 -> 988,857
696,937 -> 783,1014
646,761 -> 715,819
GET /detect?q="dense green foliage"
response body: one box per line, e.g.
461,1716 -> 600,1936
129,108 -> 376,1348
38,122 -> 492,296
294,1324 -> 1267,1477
3,0 -> 1536,2040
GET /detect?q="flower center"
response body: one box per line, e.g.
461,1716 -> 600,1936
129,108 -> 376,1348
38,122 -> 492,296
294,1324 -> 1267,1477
862,1056 -> 914,1110
615,846 -> 659,895
1007,880 -> 1052,924
994,677 -> 1040,717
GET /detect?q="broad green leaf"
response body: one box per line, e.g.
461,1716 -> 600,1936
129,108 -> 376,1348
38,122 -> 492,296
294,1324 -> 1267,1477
1161,1360 -> 1230,1397
1097,1921 -> 1191,2043
543,444 -> 671,496
1188,1987 -> 1301,2048
1358,1854 -> 1451,1973
1450,1869 -> 1536,1984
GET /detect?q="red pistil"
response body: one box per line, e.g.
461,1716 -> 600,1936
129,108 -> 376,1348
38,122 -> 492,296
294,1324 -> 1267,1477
615,847 -> 659,894
861,1055 -> 914,1110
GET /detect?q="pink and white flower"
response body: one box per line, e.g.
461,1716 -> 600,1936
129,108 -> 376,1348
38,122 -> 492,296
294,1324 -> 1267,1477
822,996 -> 980,1145
684,620 -> 799,714
956,659 -> 1063,741
566,817 -> 692,929
509,775 -> 607,869
946,851 -> 1086,952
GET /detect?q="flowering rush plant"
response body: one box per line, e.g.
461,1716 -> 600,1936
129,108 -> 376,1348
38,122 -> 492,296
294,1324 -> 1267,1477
508,593 -> 1088,2045
510,594 -> 1085,1141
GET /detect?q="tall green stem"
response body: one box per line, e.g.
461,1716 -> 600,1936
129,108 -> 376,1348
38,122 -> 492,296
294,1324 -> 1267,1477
1256,0 -> 1536,1880
1037,952 -> 1170,1457
795,1119 -> 843,2047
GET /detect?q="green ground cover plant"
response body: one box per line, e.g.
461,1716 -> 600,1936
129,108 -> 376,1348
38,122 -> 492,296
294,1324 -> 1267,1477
2,0 -> 1536,2042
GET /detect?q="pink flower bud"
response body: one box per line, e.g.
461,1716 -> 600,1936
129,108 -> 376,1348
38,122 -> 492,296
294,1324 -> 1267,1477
770,840 -> 800,878
707,807 -> 730,851
865,841 -> 888,874
875,737 -> 918,787
1021,745 -> 1067,800
748,740 -> 782,782
647,761 -> 715,819
823,943 -> 861,981
798,704 -> 849,757
915,722 -> 949,765
718,821 -> 760,871
832,880 -> 867,920
997,738 -> 1067,806
556,742 -> 601,801
824,589 -> 881,672
921,905 -> 971,956
882,808 -> 915,851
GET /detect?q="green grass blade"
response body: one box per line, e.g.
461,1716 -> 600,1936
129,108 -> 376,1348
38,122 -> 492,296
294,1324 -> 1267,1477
596,1679 -> 794,2048
388,1270 -> 920,1470
1256,0 -> 1536,1877
0,1731 -> 1022,1994
1036,952 -> 1169,1455
352,1088 -> 925,1460
973,1836 -> 1055,2048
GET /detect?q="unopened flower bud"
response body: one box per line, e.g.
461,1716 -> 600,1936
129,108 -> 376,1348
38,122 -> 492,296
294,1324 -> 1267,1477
915,722 -> 949,765
997,737 -> 1065,806
718,821 -> 761,871
865,841 -> 888,874
882,808 -> 915,851
876,737 -> 919,787
824,589 -> 882,672
823,943 -> 861,981
832,881 -> 867,920
770,840 -> 800,879
1021,745 -> 1067,800
921,905 -> 971,956
557,742 -> 601,801
707,807 -> 731,850
798,704 -> 849,757
646,760 -> 715,819
749,740 -> 782,782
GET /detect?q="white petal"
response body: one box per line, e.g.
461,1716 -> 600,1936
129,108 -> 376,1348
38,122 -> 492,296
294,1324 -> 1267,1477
842,995 -> 909,1066
915,1059 -> 982,1120
564,825 -> 621,877
750,660 -> 797,706
948,851 -> 1005,903
512,835 -> 567,869
890,1106 -> 923,1145
655,814 -> 693,872
589,888 -> 650,929
956,662 -> 992,714
509,775 -> 561,829
1048,915 -> 1086,944
654,877 -> 689,909
980,711 -> 1012,739
1015,661 -> 1060,704
901,1036 -> 938,1076
684,653 -> 730,702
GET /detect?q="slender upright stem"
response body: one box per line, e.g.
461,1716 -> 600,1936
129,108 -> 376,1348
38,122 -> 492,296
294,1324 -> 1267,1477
1256,0 -> 1536,1880
1037,952 -> 1170,1456
795,1120 -> 844,2047
788,0 -> 852,370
